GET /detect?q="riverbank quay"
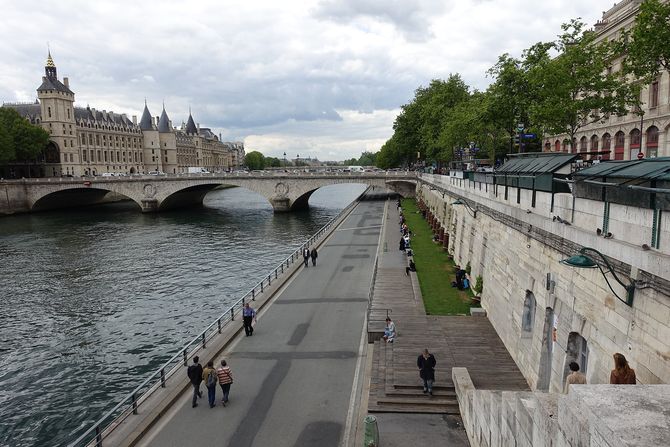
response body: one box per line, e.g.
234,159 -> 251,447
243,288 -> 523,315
69,190 -> 378,447
86,197 -> 385,447
363,198 -> 529,446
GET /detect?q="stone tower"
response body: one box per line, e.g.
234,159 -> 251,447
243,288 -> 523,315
157,105 -> 178,174
139,101 -> 161,173
37,52 -> 78,176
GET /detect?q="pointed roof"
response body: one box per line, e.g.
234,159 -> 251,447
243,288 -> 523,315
157,105 -> 171,132
46,51 -> 55,68
139,101 -> 153,130
185,109 -> 198,135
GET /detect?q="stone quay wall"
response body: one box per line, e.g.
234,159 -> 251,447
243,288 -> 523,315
453,367 -> 670,447
416,173 -> 669,393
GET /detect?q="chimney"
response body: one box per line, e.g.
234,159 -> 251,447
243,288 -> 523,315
63,77 -> 69,88
132,115 -> 137,125
168,119 -> 172,128
197,123 -> 200,132
42,76 -> 46,82
152,117 -> 156,126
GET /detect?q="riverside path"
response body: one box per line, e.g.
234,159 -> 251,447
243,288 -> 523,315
135,199 -> 385,447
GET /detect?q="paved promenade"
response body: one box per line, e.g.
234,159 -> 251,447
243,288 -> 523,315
135,200 -> 384,447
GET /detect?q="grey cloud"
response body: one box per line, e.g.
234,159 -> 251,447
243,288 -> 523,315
313,0 -> 452,42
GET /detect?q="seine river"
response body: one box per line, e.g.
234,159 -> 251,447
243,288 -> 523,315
0,184 -> 367,447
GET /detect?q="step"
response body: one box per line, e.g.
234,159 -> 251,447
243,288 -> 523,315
368,402 -> 461,415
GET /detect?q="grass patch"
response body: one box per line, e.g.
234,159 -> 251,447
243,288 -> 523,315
401,198 -> 474,315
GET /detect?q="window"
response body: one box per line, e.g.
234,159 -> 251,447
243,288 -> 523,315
650,81 -> 659,108
580,136 -> 587,152
590,135 -> 599,152
563,332 -> 589,385
646,126 -> 659,157
82,150 -> 87,162
555,140 -> 560,152
614,131 -> 625,160
630,129 -> 641,148
67,108 -> 70,119
48,106 -> 51,118
521,291 -> 536,333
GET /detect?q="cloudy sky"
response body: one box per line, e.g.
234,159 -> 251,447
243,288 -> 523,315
1,0 -> 615,161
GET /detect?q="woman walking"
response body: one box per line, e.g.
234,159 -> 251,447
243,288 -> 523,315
203,360 -> 218,408
217,359 -> 234,406
310,248 -> 318,266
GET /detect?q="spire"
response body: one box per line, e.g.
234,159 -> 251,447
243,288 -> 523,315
45,50 -> 57,79
185,109 -> 198,135
157,104 -> 171,133
139,102 -> 153,130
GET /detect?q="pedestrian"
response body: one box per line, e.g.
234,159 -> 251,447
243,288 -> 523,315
310,247 -> 318,266
383,317 -> 396,343
610,353 -> 636,384
564,361 -> 587,393
405,259 -> 416,276
242,302 -> 257,336
187,356 -> 203,408
417,348 -> 436,395
217,359 -> 234,406
303,247 -> 310,267
202,360 -> 218,408
399,237 -> 405,251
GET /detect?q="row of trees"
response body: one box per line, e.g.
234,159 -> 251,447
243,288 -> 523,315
376,0 -> 670,169
0,108 -> 50,165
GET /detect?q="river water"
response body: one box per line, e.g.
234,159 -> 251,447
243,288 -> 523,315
0,184 -> 367,447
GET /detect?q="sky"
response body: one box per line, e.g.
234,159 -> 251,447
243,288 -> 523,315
1,0 -> 616,161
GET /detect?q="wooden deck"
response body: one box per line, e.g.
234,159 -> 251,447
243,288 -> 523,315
367,201 -> 529,414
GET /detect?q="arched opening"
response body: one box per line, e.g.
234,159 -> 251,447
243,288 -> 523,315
614,131 -> 625,160
646,126 -> 659,158
629,128 -> 641,160
544,142 -> 551,152
579,136 -> 588,152
33,188 -> 138,212
563,332 -> 589,386
537,307 -> 554,391
129,167 -> 136,174
590,135 -> 599,155
562,139 -> 570,153
521,291 -> 536,334
554,140 -> 560,152
601,133 -> 611,160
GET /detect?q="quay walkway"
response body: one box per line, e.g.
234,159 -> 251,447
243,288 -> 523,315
125,199 -> 385,447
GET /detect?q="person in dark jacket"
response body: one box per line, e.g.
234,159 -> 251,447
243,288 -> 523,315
417,348 -> 436,395
310,248 -> 318,266
303,247 -> 310,267
187,356 -> 204,407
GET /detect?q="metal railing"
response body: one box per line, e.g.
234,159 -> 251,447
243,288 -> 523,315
69,189 -> 369,447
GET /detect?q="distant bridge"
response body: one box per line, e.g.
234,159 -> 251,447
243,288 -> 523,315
0,172 -> 417,214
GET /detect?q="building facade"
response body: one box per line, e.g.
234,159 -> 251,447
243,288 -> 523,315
2,54 -> 244,177
543,0 -> 670,160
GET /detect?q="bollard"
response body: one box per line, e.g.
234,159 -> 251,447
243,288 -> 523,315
363,415 -> 379,447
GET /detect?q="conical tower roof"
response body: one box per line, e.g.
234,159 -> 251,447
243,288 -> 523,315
139,102 -> 153,130
157,105 -> 171,133
185,109 -> 198,135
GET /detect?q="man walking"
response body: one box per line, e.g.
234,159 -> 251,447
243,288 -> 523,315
303,247 -> 310,267
310,247 -> 318,266
417,348 -> 436,395
564,361 -> 587,393
242,302 -> 257,336
187,356 -> 203,408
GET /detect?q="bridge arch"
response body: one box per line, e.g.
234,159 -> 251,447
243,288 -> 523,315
31,186 -> 141,211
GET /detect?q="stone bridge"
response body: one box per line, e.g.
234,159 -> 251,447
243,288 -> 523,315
0,172 -> 417,214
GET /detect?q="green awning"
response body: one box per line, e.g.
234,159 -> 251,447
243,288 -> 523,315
497,153 -> 578,175
574,157 -> 670,181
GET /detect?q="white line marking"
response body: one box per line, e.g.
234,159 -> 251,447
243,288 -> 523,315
336,225 -> 382,232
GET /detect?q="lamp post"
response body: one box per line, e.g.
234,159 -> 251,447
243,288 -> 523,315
283,152 -> 287,167
560,247 -> 636,306
451,198 -> 478,218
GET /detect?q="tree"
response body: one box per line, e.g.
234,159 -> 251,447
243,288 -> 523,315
244,151 -> 266,170
265,156 -> 281,167
623,0 -> 670,83
357,151 -> 377,166
526,20 -> 637,151
0,108 -> 50,163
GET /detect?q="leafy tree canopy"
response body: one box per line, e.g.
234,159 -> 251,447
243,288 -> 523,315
244,150 -> 266,170
624,0 -> 670,83
0,107 -> 50,164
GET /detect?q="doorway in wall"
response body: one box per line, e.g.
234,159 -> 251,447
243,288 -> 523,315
537,307 -> 554,390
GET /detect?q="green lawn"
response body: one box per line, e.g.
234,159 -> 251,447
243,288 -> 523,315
401,198 -> 474,315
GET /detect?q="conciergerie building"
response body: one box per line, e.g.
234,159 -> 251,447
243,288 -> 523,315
543,0 -> 670,159
2,53 -> 244,178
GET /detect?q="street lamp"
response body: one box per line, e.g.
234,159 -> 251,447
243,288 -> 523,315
451,198 -> 478,218
560,247 -> 636,306
283,152 -> 287,167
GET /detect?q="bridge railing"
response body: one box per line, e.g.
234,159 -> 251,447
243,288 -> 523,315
0,171 -> 417,184
69,187 -> 370,447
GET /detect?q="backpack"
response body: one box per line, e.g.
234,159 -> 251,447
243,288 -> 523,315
206,370 -> 217,387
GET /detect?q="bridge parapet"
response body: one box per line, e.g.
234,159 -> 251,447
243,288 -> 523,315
0,172 -> 417,214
